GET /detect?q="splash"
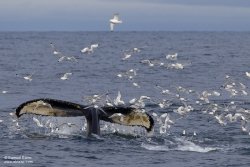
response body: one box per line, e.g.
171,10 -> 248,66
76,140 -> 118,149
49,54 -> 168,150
141,137 -> 217,153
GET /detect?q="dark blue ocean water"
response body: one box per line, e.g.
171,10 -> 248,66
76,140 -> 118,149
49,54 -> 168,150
0,31 -> 250,167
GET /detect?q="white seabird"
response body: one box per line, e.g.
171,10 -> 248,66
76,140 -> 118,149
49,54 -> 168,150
50,43 -> 60,54
58,56 -> 78,63
114,91 -> 125,106
32,117 -> 44,127
16,70 -> 35,81
60,73 -> 73,80
81,44 -> 99,54
109,13 -> 122,32
2,87 -> 10,94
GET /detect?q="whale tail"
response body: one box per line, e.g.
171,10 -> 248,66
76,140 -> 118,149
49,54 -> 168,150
14,98 -> 154,137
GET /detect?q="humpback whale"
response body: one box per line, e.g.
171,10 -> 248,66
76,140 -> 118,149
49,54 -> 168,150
14,98 -> 154,137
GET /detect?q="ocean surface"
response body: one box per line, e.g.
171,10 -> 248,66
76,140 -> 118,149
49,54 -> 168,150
0,31 -> 250,167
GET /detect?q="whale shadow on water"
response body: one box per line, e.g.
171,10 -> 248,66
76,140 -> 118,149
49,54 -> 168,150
14,98 -> 154,137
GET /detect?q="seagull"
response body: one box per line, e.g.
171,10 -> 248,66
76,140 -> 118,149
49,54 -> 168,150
132,82 -> 140,88
109,13 -> 122,32
225,113 -> 243,122
122,45 -> 149,53
45,120 -> 52,128
2,87 -> 10,94
16,70 -> 35,81
132,45 -> 149,53
245,72 -> 250,78
81,44 -> 99,54
153,85 -> 174,95
159,124 -> 167,134
139,95 -> 151,101
50,43 -> 60,54
214,114 -> 227,126
152,112 -> 163,124
140,60 -> 154,67
57,122 -> 80,129
241,121 -> 248,133
173,106 -> 188,116
114,73 -> 127,79
126,69 -> 138,76
174,63 -> 191,69
129,98 -> 138,104
60,73 -> 73,80
153,98 -> 173,108
58,56 -> 78,63
182,130 -> 186,135
166,53 -> 178,60
167,63 -> 176,69
237,108 -> 250,115
32,117 -> 43,127
82,92 -> 107,105
105,94 -> 113,106
163,113 -> 174,125
130,100 -> 145,108
114,91 -> 125,106
109,113 -> 126,122
122,52 -> 132,61
127,75 -> 138,81
151,60 -> 165,67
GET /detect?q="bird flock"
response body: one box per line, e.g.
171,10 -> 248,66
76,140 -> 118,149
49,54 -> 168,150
2,41 -> 250,138
1,30 -> 250,139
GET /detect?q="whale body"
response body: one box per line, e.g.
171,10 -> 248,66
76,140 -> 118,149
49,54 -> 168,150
14,98 -> 154,137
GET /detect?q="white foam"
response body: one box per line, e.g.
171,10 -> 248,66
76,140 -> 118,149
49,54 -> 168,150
141,138 -> 217,153
175,139 -> 217,153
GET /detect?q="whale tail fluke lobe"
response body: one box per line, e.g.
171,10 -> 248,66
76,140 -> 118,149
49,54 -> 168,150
14,98 -> 85,118
15,98 -> 154,137
101,106 -> 154,133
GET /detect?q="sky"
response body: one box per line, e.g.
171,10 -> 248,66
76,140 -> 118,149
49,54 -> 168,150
0,0 -> 250,31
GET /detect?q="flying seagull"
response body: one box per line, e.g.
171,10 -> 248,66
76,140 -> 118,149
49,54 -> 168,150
109,13 -> 122,32
50,43 -> 60,54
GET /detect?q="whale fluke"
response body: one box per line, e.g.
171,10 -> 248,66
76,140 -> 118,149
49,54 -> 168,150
14,98 -> 154,137
15,98 -> 85,118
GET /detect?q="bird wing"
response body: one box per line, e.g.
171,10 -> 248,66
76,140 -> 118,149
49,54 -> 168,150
114,13 -> 119,20
117,91 -> 121,101
28,70 -> 35,78
81,47 -> 89,53
166,55 -> 171,59
69,56 -> 78,62
106,94 -> 112,103
124,52 -> 131,57
32,117 -> 42,126
64,73 -> 72,77
141,60 -> 150,63
138,45 -> 149,49
50,43 -> 59,52
110,22 -> 114,31
58,56 -> 66,62
160,113 -> 168,118
91,44 -> 99,49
